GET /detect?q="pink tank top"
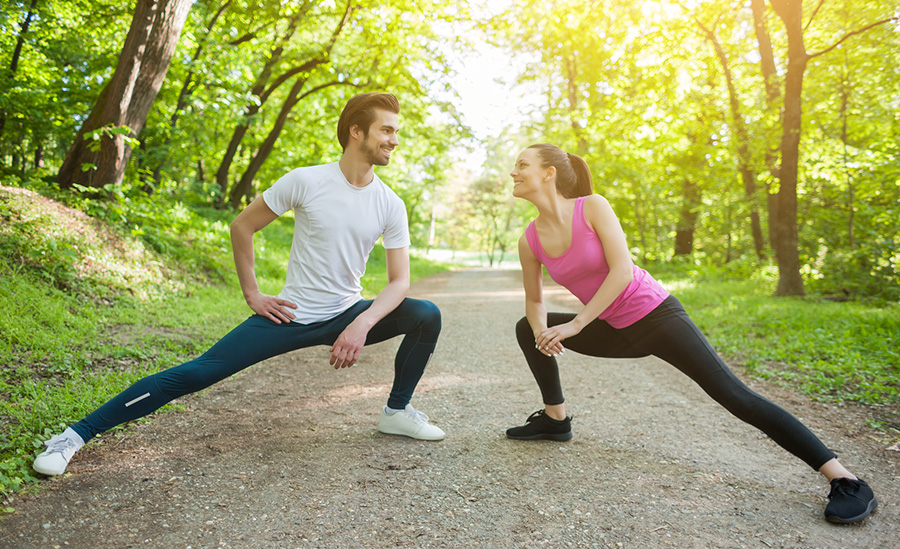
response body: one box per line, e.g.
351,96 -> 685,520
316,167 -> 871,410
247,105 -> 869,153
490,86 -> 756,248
525,196 -> 669,329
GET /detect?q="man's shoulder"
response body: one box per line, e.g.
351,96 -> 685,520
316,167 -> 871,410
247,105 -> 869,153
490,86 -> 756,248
286,161 -> 340,181
371,173 -> 404,203
268,162 -> 339,194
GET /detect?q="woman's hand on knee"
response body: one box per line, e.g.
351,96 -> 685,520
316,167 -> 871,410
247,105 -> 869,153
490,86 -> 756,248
535,333 -> 566,357
536,323 -> 580,356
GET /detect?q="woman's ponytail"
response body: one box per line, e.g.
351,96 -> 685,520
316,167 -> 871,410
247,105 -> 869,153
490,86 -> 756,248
566,153 -> 593,198
527,144 -> 593,198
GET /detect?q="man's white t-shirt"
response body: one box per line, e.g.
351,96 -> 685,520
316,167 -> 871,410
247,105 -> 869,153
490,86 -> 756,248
262,162 -> 410,324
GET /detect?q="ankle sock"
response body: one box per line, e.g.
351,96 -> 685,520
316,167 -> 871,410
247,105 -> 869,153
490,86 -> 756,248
62,427 -> 86,448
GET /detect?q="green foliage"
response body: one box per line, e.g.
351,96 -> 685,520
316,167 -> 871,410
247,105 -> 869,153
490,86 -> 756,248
492,0 -> 900,298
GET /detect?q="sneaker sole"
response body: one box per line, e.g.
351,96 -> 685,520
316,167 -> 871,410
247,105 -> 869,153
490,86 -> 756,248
825,497 -> 878,524
378,427 -> 446,441
506,431 -> 573,441
32,462 -> 66,476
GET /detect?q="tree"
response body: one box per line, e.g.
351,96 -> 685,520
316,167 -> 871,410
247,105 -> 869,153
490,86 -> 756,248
764,0 -> 896,295
56,0 -> 192,190
0,0 -> 38,148
225,0 -> 354,208
693,11 -> 767,259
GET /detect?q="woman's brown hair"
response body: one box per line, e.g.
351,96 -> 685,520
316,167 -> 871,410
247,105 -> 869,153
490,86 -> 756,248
527,144 -> 593,198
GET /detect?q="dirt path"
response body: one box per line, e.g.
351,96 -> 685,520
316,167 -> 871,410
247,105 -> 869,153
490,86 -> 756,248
2,268 -> 898,548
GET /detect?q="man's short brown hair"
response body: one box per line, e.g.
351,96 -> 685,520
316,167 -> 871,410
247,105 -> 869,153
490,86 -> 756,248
337,92 -> 401,150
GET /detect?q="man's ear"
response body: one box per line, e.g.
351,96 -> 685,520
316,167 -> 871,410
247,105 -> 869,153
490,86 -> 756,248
348,123 -> 363,143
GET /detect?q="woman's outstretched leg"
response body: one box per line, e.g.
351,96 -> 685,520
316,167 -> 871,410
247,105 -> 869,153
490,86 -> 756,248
632,296 -> 877,523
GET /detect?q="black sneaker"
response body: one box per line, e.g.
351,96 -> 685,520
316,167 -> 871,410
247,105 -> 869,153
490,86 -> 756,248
824,477 -> 877,524
506,410 -> 572,441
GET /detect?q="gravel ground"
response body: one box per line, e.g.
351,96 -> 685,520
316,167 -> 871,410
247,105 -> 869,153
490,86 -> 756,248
2,268 -> 898,548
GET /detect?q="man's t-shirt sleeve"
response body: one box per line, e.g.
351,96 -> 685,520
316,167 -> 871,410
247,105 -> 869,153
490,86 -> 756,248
262,169 -> 304,216
382,196 -> 411,249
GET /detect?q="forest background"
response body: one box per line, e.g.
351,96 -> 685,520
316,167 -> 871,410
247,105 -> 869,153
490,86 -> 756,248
1,0 -> 898,503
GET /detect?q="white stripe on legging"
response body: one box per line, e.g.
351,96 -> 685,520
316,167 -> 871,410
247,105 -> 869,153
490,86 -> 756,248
124,392 -> 151,407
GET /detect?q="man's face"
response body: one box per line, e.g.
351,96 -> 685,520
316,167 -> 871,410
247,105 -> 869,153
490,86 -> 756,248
358,109 -> 400,166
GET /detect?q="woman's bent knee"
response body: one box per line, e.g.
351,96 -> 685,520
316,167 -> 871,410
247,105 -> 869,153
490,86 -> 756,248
516,316 -> 533,343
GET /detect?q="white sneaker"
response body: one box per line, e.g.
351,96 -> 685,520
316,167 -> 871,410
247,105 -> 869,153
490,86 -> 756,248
33,428 -> 84,476
378,404 -> 446,441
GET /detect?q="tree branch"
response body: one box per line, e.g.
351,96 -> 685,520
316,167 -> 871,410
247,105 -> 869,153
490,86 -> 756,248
260,58 -> 326,102
804,0 -> 826,32
809,16 -> 898,59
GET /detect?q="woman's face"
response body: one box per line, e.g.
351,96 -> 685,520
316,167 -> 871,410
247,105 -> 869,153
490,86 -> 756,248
510,148 -> 549,199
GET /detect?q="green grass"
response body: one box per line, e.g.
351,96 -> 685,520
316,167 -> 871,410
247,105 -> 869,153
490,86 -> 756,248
654,265 -> 900,434
0,187 -> 449,504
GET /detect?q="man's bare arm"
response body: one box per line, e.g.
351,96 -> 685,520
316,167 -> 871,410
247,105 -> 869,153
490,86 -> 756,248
230,197 -> 298,324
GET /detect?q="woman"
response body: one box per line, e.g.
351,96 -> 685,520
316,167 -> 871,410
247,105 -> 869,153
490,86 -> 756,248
505,143 -> 876,524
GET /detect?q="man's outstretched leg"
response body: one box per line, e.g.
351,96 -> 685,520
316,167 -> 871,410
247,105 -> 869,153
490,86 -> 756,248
33,315 -> 322,475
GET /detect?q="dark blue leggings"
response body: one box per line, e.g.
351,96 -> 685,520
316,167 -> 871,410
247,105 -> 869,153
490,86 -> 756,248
515,295 -> 836,471
72,298 -> 441,442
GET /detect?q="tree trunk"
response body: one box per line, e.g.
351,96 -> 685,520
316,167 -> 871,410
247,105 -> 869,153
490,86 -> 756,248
698,20 -> 766,259
0,0 -> 39,164
227,81 -> 344,208
750,0 -> 782,252
57,0 -> 192,190
770,0 -> 808,296
564,53 -> 588,155
34,141 -> 44,168
839,69 -> 855,249
196,156 -> 205,182
674,179 -> 701,256
0,0 -> 38,145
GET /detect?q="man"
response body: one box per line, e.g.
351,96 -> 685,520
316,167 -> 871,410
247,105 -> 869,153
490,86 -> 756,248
34,92 -> 445,476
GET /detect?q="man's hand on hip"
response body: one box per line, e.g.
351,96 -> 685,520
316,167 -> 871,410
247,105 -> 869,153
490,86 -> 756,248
247,291 -> 297,324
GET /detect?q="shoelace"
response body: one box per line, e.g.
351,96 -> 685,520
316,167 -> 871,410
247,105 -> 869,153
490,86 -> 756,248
525,410 -> 545,423
44,434 -> 79,454
827,478 -> 861,500
524,410 -> 573,424
405,407 -> 430,424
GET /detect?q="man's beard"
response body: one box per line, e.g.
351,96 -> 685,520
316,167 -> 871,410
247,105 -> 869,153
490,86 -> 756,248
360,136 -> 390,166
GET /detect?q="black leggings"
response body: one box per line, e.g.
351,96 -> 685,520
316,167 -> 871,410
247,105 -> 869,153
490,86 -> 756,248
515,295 -> 836,471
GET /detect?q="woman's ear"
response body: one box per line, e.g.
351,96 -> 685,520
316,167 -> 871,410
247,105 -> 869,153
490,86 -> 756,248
544,165 -> 556,182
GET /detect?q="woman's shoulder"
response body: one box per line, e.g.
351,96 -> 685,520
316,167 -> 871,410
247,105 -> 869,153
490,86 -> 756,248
519,221 -> 535,242
518,229 -> 539,261
582,193 -> 609,205
582,193 -> 613,215
518,223 -> 537,247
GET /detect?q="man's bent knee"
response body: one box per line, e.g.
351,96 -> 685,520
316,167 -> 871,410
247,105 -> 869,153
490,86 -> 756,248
412,299 -> 441,333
